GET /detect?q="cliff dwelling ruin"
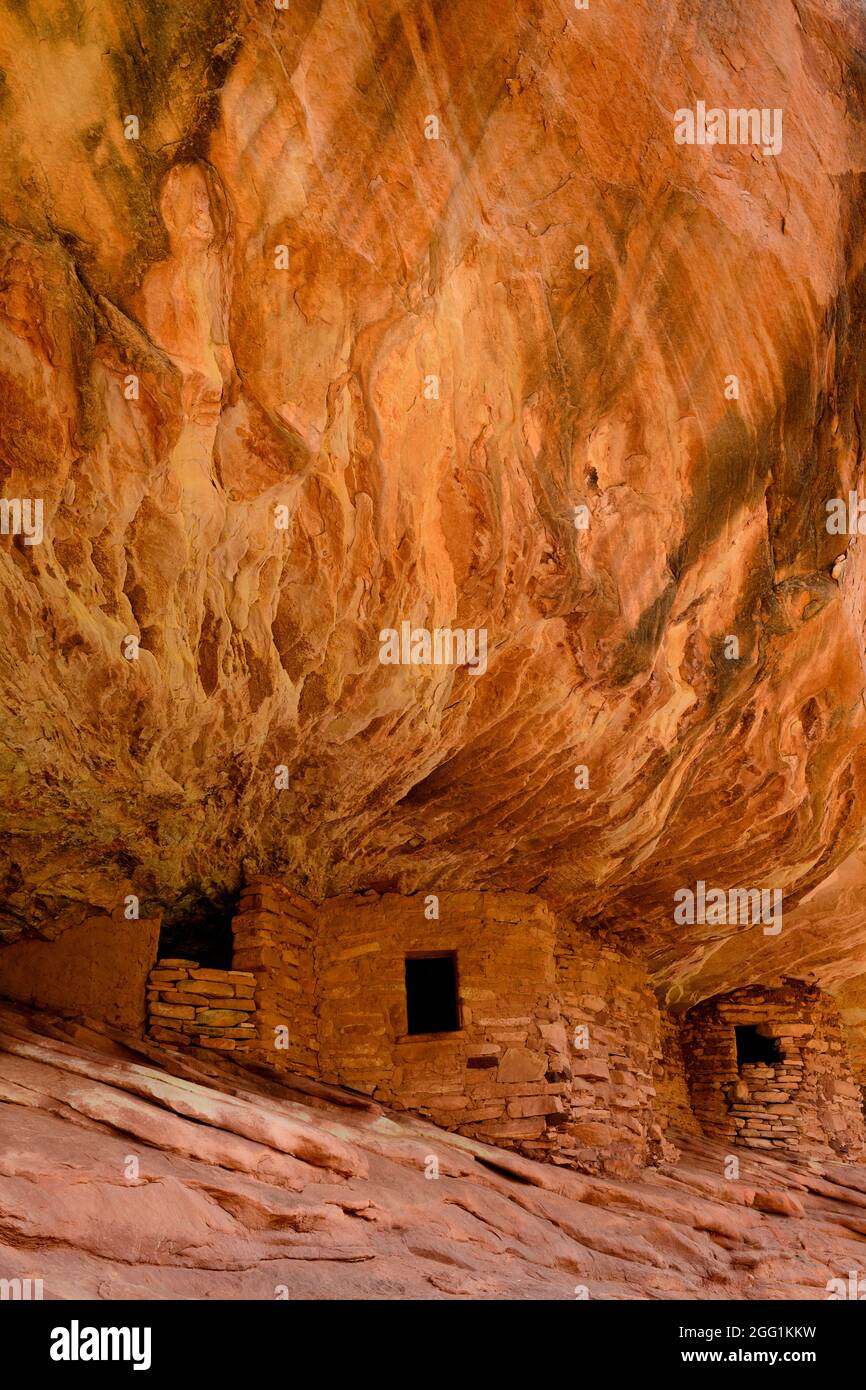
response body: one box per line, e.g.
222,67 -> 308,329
5,0 -> 866,1320
3,880 -> 864,1182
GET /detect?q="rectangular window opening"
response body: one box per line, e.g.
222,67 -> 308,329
735,1024 -> 781,1068
405,952 -> 459,1036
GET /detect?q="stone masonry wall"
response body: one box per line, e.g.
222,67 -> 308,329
315,890 -> 573,1161
137,879 -> 671,1176
681,982 -> 866,1161
313,892 -> 666,1174
653,1011 -> 701,1136
555,932 -> 666,1172
147,960 -> 257,1051
231,877 -> 318,1076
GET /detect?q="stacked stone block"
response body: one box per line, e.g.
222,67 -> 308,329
146,959 -> 257,1051
232,878 -> 319,1076
653,1011 -> 701,1135
312,891 -> 667,1174
555,932 -> 664,1172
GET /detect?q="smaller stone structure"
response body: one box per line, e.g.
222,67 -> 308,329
146,959 -> 257,1051
681,981 -> 866,1160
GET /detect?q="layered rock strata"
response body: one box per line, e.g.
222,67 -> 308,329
4,998 -> 866,1301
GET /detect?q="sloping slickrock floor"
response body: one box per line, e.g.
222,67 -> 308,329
1,1000 -> 865,1301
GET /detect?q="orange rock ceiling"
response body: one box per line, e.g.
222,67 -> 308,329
2,0 -> 866,1018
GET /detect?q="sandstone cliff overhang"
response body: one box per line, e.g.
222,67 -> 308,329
1,0 -> 866,1028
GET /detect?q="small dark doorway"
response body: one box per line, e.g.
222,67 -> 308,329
405,952 -> 460,1035
735,1025 -> 780,1067
157,890 -> 237,970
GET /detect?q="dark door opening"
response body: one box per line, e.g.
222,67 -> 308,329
157,891 -> 237,970
735,1025 -> 780,1067
405,952 -> 459,1035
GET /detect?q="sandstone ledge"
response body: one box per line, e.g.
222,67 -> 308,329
2,999 -> 866,1301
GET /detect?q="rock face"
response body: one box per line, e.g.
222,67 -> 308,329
3,3 -> 866,1027
4,998 -> 866,1301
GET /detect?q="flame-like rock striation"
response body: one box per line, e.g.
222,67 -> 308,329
1,0 -> 866,1023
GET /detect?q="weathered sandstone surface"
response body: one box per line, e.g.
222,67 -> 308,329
3,999 -> 866,1301
1,0 -> 866,1025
